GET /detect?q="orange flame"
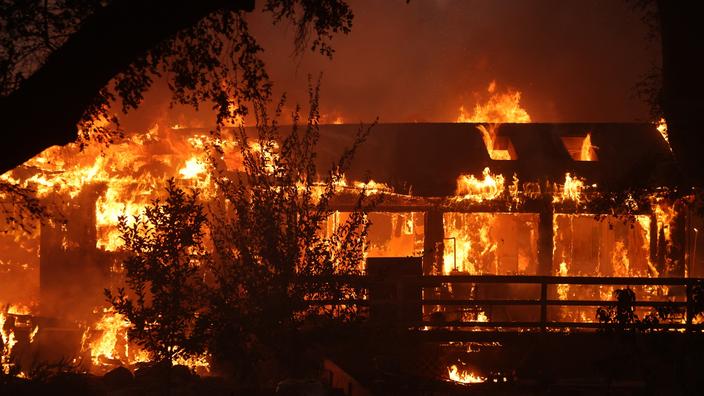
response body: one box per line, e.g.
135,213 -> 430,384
456,80 -> 531,124
81,307 -> 132,367
447,364 -> 486,384
457,81 -> 530,160
655,118 -> 671,151
554,173 -> 587,203
455,167 -> 505,202
0,312 -> 17,375
579,133 -> 597,161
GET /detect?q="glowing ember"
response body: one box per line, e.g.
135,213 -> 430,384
477,124 -> 513,160
28,325 -> 39,344
173,354 -> 211,374
652,198 -> 675,242
179,157 -> 207,179
555,173 -> 587,203
81,307 -> 132,367
1,311 -> 17,374
611,241 -> 631,277
455,167 -> 505,202
579,133 -> 597,161
447,364 -> 486,384
352,179 -> 391,194
636,215 -> 659,276
7,304 -> 31,315
80,307 -> 211,373
476,311 -> 489,322
556,260 -> 569,300
655,118 -> 671,151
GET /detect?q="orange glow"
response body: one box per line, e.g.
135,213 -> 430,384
1,311 -> 17,375
652,198 -> 675,242
554,173 -> 587,203
447,364 -> 486,384
611,241 -> 631,277
477,124 -> 514,160
656,118 -> 671,151
443,213 -> 539,276
579,133 -> 597,161
455,167 -> 505,202
80,307 -> 210,373
476,311 -> 489,322
556,260 -> 569,300
7,304 -> 31,315
352,179 -> 391,194
456,80 -> 531,123
457,81 -> 529,160
81,307 -> 133,367
179,156 -> 207,179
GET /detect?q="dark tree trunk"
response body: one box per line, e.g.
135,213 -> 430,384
657,1 -> 704,187
0,0 -> 254,174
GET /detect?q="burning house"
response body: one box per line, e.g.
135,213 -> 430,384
1,115 -> 700,373
0,81 -> 701,386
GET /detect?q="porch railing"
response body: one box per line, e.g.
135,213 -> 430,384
308,275 -> 704,332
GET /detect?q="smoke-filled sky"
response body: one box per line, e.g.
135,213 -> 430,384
123,0 -> 660,130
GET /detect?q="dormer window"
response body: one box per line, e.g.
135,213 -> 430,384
478,125 -> 517,160
561,132 -> 597,161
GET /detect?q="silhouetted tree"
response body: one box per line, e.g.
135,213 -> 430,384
106,85 -> 377,385
0,0 -> 355,232
106,179 -> 209,363
203,84 -> 375,384
0,181 -> 44,232
0,1 -> 354,174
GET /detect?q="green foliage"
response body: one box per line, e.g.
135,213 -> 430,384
106,179 -> 209,363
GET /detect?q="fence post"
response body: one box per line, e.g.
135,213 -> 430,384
397,278 -> 405,327
540,281 -> 548,332
686,282 -> 693,332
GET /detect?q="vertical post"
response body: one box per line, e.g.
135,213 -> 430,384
397,278 -> 405,327
540,281 -> 548,332
686,282 -> 693,332
423,209 -> 445,275
649,212 -> 658,273
537,198 -> 554,276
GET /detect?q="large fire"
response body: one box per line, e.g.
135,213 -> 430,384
1,304 -> 39,376
456,80 -> 531,124
455,167 -> 505,203
457,80 -> 531,160
0,96 -> 688,382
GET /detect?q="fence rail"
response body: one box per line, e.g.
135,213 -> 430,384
306,275 -> 704,332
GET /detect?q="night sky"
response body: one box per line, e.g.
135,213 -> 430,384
122,0 -> 660,130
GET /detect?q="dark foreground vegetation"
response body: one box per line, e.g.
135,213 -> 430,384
3,327 -> 704,395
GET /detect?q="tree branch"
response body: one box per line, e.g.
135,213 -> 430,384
0,0 -> 255,174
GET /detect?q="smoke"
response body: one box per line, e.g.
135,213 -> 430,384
120,0 -> 660,131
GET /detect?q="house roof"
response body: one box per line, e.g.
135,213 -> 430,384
316,123 -> 679,197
